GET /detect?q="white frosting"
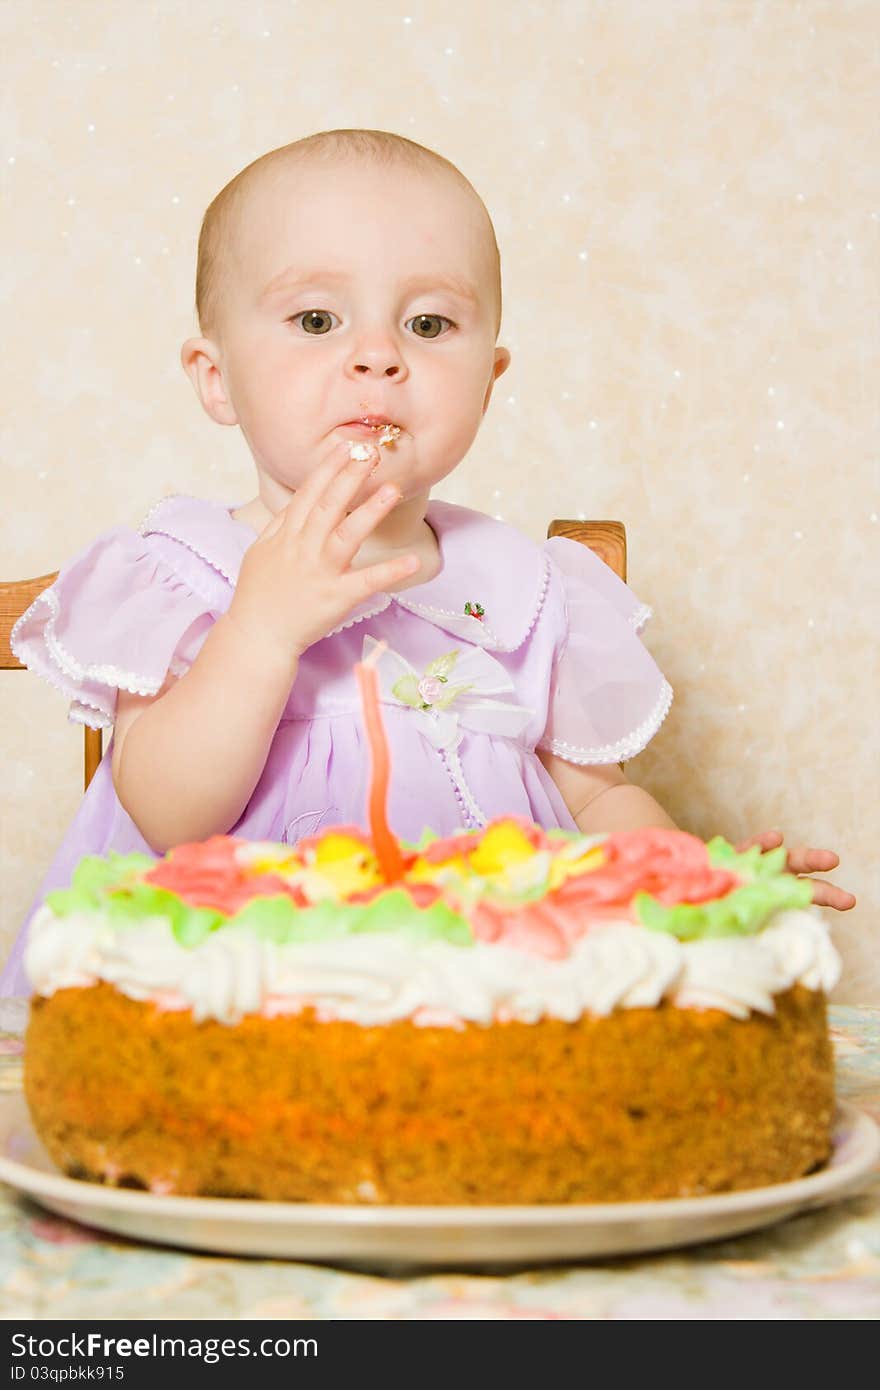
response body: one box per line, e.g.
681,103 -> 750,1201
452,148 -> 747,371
25,904 -> 840,1027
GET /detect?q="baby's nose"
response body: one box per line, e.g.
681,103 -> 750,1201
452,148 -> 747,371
347,332 -> 407,379
353,360 -> 401,377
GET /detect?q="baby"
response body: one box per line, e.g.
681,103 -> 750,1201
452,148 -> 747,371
1,128 -> 852,997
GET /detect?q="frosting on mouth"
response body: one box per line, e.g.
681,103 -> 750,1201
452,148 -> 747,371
353,411 -> 403,446
347,425 -> 402,467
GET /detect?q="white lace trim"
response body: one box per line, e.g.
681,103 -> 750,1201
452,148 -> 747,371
69,704 -> 113,732
520,552 -> 553,647
396,596 -> 506,646
394,552 -> 552,653
439,746 -> 488,829
318,553 -> 553,652
316,557 -> 552,652
327,596 -> 393,638
11,588 -> 167,697
10,599 -> 116,729
10,587 -> 192,728
140,497 -> 240,590
137,493 -> 186,534
537,678 -> 674,766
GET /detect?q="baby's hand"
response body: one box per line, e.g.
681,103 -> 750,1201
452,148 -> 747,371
735,829 -> 857,911
227,441 -> 420,661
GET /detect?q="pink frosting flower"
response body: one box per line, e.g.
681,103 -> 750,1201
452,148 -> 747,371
553,827 -> 739,912
145,836 -> 306,913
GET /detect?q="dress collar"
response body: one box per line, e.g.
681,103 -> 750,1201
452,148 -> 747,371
139,494 -> 251,587
139,494 -> 550,653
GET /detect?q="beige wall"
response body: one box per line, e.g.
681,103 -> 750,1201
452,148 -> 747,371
2,2 -> 877,1000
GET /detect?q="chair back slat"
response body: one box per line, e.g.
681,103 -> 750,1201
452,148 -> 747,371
547,520 -> 626,581
548,521 -> 627,771
1,571 -> 103,788
0,573 -> 58,669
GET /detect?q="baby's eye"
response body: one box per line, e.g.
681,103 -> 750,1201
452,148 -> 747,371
407,314 -> 453,340
292,309 -> 338,335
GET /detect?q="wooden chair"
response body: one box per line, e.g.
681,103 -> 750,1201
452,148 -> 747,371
547,519 -> 626,583
0,521 -> 626,793
0,571 -> 104,791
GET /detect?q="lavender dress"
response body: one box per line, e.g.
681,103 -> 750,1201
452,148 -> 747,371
2,494 -> 673,997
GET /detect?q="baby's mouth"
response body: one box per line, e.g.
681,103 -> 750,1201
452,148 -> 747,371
341,417 -> 403,447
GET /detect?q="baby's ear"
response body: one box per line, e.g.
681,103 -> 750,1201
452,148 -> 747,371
481,346 -> 512,414
179,337 -> 238,426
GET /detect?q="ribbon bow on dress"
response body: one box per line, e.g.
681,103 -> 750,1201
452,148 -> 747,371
361,635 -> 535,826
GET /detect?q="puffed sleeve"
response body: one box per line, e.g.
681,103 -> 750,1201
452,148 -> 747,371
10,528 -> 217,729
537,536 -> 673,765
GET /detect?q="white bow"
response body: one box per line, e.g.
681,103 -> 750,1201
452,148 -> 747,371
362,635 -> 534,753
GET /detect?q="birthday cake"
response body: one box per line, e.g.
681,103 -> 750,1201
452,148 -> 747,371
23,818 -> 839,1204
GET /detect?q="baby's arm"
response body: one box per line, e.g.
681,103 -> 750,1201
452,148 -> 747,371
112,617 -> 299,851
113,442 -> 419,852
536,749 -> 678,833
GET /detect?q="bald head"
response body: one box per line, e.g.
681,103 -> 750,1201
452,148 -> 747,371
194,129 -> 503,344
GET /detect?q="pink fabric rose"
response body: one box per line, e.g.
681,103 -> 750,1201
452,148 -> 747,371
418,675 -> 445,705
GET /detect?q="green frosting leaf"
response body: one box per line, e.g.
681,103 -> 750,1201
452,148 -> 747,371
358,889 -> 473,945
226,889 -> 473,947
706,836 -> 788,879
45,852 -> 159,916
635,873 -> 813,939
225,895 -> 304,941
45,871 -> 226,946
76,851 -> 156,895
107,884 -> 225,946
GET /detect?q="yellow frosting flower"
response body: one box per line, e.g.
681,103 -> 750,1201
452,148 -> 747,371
469,821 -> 538,877
312,833 -> 372,864
306,833 -> 383,896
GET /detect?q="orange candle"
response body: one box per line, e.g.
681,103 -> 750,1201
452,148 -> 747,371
355,643 -> 406,883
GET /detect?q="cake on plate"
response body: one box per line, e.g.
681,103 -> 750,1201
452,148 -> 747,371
23,817 -> 839,1204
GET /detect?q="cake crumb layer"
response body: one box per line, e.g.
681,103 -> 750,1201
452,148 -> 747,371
25,983 -> 834,1204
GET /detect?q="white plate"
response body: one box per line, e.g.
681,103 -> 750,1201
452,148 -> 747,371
0,1093 -> 877,1269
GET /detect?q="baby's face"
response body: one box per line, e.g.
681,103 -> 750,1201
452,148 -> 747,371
189,160 -> 509,508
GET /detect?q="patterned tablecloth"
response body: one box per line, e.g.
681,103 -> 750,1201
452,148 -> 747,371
0,1005 -> 878,1320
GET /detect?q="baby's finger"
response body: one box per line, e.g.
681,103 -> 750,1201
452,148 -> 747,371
344,550 -> 421,600
805,878 -> 857,911
296,442 -> 382,546
279,441 -> 377,538
734,829 -> 783,854
259,507 -> 290,541
325,480 -> 405,564
786,846 -> 840,875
